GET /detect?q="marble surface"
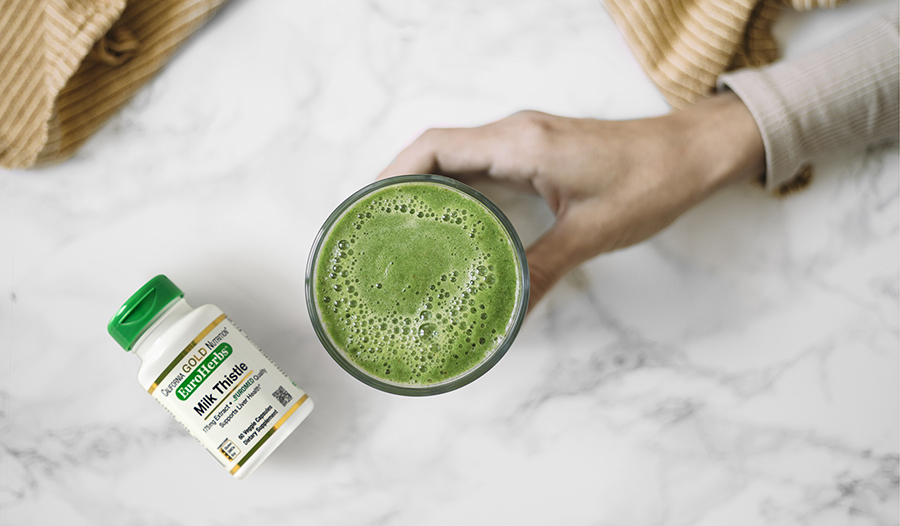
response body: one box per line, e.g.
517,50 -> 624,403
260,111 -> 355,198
2,1 -> 898,524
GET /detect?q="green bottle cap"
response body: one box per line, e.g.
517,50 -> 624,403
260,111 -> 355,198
108,275 -> 184,351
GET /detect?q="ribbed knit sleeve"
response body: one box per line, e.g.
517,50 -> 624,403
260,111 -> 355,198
717,8 -> 899,193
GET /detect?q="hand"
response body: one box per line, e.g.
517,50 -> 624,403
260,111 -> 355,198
378,93 -> 765,311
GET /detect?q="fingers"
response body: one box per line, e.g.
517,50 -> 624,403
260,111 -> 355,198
378,127 -> 496,181
378,117 -> 588,311
377,131 -> 439,180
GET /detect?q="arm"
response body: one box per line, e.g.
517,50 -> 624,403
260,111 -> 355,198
378,93 -> 765,310
379,8 -> 898,310
718,8 -> 899,192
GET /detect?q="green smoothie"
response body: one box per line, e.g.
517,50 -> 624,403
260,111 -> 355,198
311,178 -> 525,388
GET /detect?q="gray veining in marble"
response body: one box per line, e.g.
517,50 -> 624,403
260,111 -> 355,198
1,1 -> 897,525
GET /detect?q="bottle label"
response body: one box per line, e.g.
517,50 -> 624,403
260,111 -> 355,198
148,313 -> 310,477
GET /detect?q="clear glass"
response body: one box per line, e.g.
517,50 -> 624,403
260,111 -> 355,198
305,174 -> 529,396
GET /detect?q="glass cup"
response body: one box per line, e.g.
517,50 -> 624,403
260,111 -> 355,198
306,174 -> 529,396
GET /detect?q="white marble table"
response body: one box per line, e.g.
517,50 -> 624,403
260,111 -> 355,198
2,1 -> 897,524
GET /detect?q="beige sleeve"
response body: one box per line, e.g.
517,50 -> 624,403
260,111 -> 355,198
717,8 -> 899,193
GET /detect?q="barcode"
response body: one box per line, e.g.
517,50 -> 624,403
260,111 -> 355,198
272,386 -> 292,407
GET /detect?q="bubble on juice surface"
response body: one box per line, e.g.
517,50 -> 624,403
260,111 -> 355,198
418,323 -> 438,339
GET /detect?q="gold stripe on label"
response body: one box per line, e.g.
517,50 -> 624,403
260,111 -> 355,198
148,313 -> 228,394
274,394 -> 309,430
229,394 -> 310,476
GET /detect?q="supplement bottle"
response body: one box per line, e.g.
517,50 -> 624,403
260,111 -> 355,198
108,275 -> 313,479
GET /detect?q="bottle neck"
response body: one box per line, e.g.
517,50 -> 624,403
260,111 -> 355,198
132,298 -> 193,360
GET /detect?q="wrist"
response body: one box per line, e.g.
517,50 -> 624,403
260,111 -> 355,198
670,92 -> 766,195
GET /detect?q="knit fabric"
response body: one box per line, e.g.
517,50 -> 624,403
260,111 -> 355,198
0,0 -> 228,169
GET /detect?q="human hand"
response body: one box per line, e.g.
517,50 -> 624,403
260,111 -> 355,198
378,93 -> 765,310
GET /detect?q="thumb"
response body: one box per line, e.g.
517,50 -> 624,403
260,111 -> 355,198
523,217 -> 588,312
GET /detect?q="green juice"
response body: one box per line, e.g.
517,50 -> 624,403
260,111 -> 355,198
311,178 -> 525,388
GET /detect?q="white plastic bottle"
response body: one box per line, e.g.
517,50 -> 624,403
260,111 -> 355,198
108,275 -> 313,479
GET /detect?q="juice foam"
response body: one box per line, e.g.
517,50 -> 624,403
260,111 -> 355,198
313,181 -> 522,386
